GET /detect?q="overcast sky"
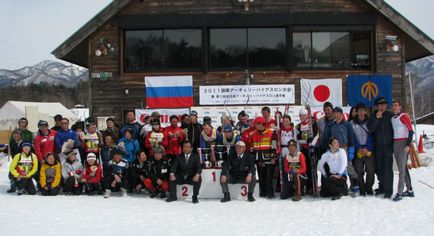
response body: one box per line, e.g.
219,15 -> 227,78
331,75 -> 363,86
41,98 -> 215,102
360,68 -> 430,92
0,0 -> 432,70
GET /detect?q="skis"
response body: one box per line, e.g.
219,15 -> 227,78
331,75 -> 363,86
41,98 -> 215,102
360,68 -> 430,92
306,104 -> 319,197
409,142 -> 421,168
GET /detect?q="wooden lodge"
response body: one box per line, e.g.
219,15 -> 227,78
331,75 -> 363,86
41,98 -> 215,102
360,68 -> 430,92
52,0 -> 434,122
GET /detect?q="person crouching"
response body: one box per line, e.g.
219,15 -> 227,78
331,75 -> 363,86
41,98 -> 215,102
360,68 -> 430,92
128,151 -> 150,194
62,151 -> 83,195
220,141 -> 256,203
144,147 -> 172,198
9,142 -> 38,195
40,152 -> 61,196
281,140 -> 307,201
103,149 -> 129,198
81,153 -> 102,195
318,137 -> 348,200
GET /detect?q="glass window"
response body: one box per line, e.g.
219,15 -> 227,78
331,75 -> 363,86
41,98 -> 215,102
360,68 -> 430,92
209,28 -> 247,69
248,28 -> 286,68
312,32 -> 331,68
124,29 -> 202,72
330,32 -> 350,68
293,32 -> 311,68
352,31 -> 371,69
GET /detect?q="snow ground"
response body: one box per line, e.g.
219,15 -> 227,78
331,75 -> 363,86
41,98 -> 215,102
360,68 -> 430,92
0,127 -> 433,236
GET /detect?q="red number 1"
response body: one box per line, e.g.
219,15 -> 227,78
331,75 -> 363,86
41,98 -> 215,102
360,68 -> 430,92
211,171 -> 216,182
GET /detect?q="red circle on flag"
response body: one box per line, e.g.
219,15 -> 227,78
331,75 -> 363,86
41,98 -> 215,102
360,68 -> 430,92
313,85 -> 330,102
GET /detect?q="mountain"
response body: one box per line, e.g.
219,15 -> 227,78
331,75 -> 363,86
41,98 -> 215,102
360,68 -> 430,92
0,60 -> 88,87
406,55 -> 434,117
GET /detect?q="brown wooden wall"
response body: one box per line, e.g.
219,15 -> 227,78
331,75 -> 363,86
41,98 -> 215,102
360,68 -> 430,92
89,0 -> 406,122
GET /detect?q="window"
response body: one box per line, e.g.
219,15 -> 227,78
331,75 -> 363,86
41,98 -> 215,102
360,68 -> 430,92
293,31 -> 370,70
124,29 -> 202,72
209,28 -> 286,70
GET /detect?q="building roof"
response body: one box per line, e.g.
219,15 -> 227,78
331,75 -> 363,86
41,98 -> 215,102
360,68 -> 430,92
52,0 -> 434,68
416,112 -> 434,124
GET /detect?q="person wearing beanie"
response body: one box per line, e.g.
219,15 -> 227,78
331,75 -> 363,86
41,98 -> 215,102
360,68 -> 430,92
9,142 -> 38,195
220,141 -> 256,203
162,115 -> 185,161
51,114 -> 63,131
250,115 -> 279,198
330,106 -> 358,196
281,139 -> 307,201
144,147 -> 172,198
295,106 -> 318,196
39,152 -> 62,196
80,121 -> 103,161
128,151 -> 150,194
367,97 -> 394,198
318,137 -> 348,200
145,117 -> 165,158
61,151 -> 83,195
187,110 -> 202,153
34,120 -> 57,162
81,153 -> 103,195
217,124 -> 241,149
103,149 -> 129,198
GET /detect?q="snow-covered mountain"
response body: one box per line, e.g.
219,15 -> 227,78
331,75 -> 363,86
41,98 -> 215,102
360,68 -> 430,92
0,60 -> 88,87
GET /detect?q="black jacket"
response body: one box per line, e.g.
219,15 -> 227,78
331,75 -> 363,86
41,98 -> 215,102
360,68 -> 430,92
367,110 -> 394,146
148,157 -> 172,182
129,159 -> 150,179
170,153 -> 202,178
100,146 -> 116,169
187,123 -> 202,150
221,150 -> 256,180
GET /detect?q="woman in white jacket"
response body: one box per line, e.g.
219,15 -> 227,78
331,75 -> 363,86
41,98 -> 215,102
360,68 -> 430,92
318,137 -> 348,200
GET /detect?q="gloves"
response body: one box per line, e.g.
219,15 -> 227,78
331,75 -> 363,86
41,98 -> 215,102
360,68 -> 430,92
348,146 -> 355,161
75,170 -> 82,175
306,137 -> 313,144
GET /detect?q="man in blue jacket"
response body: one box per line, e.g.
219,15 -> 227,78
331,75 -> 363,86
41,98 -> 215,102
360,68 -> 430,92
54,118 -> 80,153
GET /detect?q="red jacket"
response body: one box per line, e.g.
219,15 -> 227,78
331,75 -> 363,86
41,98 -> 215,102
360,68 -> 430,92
241,127 -> 256,152
82,164 -> 102,183
162,126 -> 184,155
145,129 -> 165,157
34,130 -> 57,161
250,128 -> 280,158
284,151 -> 307,175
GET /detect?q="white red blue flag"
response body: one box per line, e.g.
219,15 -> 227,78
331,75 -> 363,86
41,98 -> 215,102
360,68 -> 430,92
145,76 -> 193,108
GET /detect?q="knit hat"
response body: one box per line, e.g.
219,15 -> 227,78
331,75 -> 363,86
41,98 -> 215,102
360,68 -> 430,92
38,120 -> 49,128
299,108 -> 308,115
253,116 -> 266,124
87,153 -> 97,161
333,107 -> 343,113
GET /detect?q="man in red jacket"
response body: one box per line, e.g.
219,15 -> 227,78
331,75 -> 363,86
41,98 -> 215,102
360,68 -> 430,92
34,120 -> 57,162
282,139 -> 307,201
163,115 -> 185,161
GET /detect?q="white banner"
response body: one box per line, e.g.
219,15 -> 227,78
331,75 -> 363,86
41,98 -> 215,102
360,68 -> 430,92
199,85 -> 295,105
135,108 -> 190,126
192,106 -> 351,128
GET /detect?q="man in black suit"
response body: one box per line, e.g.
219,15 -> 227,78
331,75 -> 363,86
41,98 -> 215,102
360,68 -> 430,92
166,141 -> 202,203
220,141 -> 256,202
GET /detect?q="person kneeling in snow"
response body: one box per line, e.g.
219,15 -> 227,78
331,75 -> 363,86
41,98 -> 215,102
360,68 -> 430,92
39,153 -> 61,196
220,141 -> 256,203
103,149 -> 129,198
318,137 -> 348,200
81,153 -> 102,195
9,142 -> 38,195
128,151 -> 149,194
62,151 -> 83,195
281,140 -> 307,201
144,147 -> 171,198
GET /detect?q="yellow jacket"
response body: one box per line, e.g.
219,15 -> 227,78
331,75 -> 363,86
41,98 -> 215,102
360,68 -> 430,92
40,162 -> 62,188
9,152 -> 38,178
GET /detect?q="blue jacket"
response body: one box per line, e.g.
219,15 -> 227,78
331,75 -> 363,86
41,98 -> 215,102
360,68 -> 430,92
330,120 -> 354,147
55,129 -> 79,152
118,137 -> 139,163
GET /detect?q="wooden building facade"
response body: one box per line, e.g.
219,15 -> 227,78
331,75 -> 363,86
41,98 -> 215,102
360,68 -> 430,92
53,0 -> 434,122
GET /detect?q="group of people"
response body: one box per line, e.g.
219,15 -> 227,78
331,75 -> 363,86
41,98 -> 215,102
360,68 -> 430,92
4,96 -> 415,203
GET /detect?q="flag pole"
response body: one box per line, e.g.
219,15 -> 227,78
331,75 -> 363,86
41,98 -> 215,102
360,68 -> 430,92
408,73 -> 418,145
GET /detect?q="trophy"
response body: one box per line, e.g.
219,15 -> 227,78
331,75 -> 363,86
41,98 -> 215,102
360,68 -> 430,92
212,145 -> 229,167
198,148 -> 212,168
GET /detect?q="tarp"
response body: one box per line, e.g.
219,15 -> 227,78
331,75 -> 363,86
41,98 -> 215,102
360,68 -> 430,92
0,101 -> 79,132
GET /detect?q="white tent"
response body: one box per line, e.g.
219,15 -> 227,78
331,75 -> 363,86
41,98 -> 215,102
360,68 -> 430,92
0,101 -> 79,132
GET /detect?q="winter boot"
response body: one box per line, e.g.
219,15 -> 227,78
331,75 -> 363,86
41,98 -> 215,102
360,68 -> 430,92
160,192 -> 166,198
104,189 -> 111,198
393,194 -> 402,202
402,190 -> 414,197
166,195 -> 178,202
150,191 -> 158,198
292,193 -> 301,202
220,193 -> 231,203
17,189 -> 23,196
247,193 -> 256,202
331,194 -> 342,201
192,195 -> 199,204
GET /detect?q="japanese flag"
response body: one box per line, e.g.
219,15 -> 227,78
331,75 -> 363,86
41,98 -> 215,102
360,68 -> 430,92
300,79 -> 342,107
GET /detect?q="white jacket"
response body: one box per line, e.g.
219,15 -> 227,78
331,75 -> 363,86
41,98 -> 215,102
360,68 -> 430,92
318,148 -> 347,177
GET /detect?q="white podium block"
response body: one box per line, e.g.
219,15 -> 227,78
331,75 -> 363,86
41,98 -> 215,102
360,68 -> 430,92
176,169 -> 258,199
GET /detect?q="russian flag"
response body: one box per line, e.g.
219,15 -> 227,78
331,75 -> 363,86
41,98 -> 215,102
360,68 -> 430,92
145,76 -> 193,108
